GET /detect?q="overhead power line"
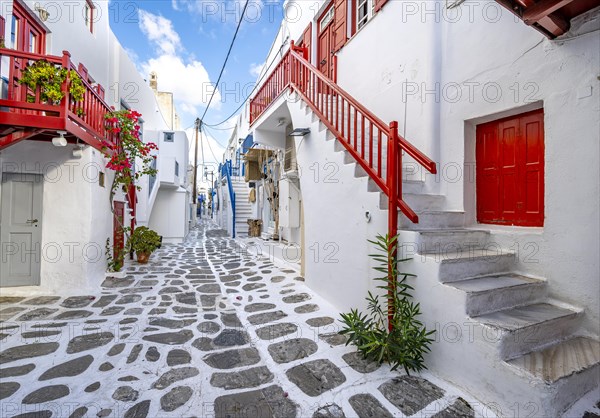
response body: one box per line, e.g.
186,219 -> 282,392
200,0 -> 250,123
204,41 -> 287,128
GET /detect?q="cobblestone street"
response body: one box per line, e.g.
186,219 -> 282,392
0,220 -> 482,417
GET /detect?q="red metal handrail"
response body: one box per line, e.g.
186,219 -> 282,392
249,45 -> 439,330
249,46 -> 437,222
0,47 -> 116,150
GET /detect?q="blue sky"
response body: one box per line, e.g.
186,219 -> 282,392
109,0 -> 283,158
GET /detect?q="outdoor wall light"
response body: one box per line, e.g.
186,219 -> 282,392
289,128 -> 310,137
52,131 -> 68,147
72,144 -> 85,159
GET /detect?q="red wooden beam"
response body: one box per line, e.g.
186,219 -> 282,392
523,0 -> 574,24
0,128 -> 45,150
538,13 -> 570,35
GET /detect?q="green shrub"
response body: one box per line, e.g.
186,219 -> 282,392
339,233 -> 435,374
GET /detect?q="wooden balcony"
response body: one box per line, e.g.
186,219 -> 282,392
0,48 -> 116,151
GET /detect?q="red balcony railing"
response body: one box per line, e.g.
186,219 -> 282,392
249,44 -> 437,224
0,48 -> 116,150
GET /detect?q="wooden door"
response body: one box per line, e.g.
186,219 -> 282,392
0,173 -> 43,287
476,109 -> 545,226
317,4 -> 335,79
113,201 -> 125,263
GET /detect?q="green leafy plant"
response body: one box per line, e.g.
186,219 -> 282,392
126,226 -> 162,255
105,238 -> 124,273
339,234 -> 435,375
18,60 -> 84,104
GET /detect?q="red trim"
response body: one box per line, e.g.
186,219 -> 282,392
374,0 -> 389,13
85,0 -> 94,33
11,0 -> 47,53
0,16 -> 6,45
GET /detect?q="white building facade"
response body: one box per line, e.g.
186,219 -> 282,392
0,0 -> 191,294
232,0 -> 600,415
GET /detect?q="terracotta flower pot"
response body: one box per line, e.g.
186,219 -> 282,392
136,252 -> 150,264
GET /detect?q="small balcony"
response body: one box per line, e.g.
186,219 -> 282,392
0,47 -> 116,151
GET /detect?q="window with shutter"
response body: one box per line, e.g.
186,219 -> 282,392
333,0 -> 348,52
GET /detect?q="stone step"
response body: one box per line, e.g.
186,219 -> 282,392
381,193 -> 445,212
400,229 -> 490,255
399,211 -> 466,230
506,336 -> 600,384
473,303 -> 582,360
421,248 -> 515,283
448,273 -> 547,316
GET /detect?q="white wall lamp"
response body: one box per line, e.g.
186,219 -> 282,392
51,131 -> 68,147
289,128 -> 310,137
72,139 -> 85,159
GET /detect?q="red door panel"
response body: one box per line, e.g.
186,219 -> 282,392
476,109 -> 544,227
113,201 -> 125,262
317,5 -> 334,79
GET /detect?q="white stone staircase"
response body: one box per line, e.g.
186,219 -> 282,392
398,223 -> 599,415
230,177 -> 253,238
292,96 -> 599,416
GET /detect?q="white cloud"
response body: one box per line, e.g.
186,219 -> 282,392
138,10 -> 221,116
249,61 -> 265,78
138,10 -> 181,55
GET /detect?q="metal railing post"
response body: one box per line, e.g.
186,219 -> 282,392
387,121 -> 399,332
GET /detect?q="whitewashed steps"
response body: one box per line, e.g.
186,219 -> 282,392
507,336 -> 600,383
474,303 -> 582,360
423,248 -> 516,283
401,229 -> 490,254
399,211 -> 466,230
449,274 -> 547,316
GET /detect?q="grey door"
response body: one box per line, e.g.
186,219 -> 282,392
1,173 -> 43,287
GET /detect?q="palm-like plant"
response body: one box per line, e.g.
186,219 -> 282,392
339,234 -> 435,374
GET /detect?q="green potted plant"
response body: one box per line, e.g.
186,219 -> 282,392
127,226 -> 162,264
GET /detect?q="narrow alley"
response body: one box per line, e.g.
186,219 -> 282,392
0,220 -> 477,418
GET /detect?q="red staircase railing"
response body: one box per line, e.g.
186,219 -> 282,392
249,44 -> 437,224
250,44 -> 438,329
0,48 -> 116,151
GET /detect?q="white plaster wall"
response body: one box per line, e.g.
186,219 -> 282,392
437,7 -> 600,333
287,98 -> 389,313
335,0 -> 440,177
0,142 -> 116,294
148,188 -> 187,243
251,1 -> 600,334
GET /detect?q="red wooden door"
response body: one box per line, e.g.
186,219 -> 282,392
113,201 -> 125,262
317,4 -> 335,79
476,109 -> 545,226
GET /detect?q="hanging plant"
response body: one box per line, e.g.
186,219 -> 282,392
18,60 -> 85,104
101,109 -> 158,196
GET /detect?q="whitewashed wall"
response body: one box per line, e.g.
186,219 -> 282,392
0,0 -> 176,292
250,1 -> 600,334
0,142 -> 119,295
